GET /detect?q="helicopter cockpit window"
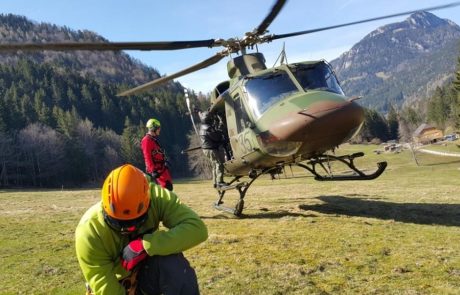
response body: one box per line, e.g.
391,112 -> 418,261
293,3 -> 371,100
290,62 -> 344,95
244,71 -> 298,119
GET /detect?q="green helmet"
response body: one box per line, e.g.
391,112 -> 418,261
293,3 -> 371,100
146,118 -> 161,130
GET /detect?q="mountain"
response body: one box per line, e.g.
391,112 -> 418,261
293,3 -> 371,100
330,11 -> 460,112
0,13 -> 182,91
0,14 -> 196,186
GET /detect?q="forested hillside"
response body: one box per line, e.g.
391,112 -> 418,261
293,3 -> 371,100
0,14 -> 200,187
425,55 -> 460,131
349,52 -> 460,144
0,14 -> 167,86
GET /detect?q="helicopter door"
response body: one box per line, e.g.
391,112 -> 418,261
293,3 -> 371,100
225,94 -> 254,159
234,96 -> 252,133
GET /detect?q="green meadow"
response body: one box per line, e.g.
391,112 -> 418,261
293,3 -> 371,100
1,144 -> 459,294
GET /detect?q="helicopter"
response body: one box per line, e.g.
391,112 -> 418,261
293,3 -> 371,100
1,0 -> 460,216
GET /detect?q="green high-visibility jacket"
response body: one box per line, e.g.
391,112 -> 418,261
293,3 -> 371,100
75,183 -> 208,295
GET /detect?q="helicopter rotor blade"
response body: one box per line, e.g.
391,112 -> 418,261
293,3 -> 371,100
253,0 -> 288,35
117,52 -> 226,96
269,1 -> 460,41
0,40 -> 219,52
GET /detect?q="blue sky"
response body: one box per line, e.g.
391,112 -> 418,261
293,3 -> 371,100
2,0 -> 460,94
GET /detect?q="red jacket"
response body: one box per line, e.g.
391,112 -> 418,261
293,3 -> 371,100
141,134 -> 172,188
141,134 -> 166,174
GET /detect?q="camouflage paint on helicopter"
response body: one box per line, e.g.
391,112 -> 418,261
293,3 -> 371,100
208,54 -> 364,176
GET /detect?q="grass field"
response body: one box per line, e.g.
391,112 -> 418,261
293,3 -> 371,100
1,144 -> 459,294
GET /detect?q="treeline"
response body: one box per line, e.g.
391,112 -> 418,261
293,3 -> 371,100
0,59 -> 192,187
1,52 -> 459,187
354,53 -> 460,143
426,55 -> 460,130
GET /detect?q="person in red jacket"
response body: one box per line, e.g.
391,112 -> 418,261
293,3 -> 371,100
141,118 -> 173,191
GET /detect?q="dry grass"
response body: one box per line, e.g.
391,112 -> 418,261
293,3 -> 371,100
1,144 -> 459,294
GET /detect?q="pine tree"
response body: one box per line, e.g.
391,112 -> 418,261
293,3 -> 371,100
453,56 -> 460,93
33,88 -> 54,126
452,55 -> 460,128
387,104 -> 399,140
121,117 -> 145,169
357,109 -> 389,143
0,131 -> 14,187
427,86 -> 449,128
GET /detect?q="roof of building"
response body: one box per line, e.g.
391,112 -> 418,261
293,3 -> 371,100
413,123 -> 437,137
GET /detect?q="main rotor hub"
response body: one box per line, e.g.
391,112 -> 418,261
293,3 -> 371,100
227,52 -> 267,79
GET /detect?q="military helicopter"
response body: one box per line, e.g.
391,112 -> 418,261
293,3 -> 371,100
1,0 -> 459,216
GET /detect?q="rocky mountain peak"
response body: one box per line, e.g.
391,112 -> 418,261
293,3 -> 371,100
406,11 -> 449,28
364,11 -> 456,41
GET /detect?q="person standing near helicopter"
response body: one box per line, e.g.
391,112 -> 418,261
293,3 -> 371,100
141,118 -> 173,191
199,111 -> 227,188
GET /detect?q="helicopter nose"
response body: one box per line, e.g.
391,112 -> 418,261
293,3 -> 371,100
269,100 -> 364,143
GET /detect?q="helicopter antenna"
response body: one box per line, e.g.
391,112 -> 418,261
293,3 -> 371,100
273,42 -> 288,67
184,89 -> 199,137
281,43 -> 288,65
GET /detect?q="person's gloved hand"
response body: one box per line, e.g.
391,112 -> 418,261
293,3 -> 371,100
151,171 -> 160,179
121,238 -> 148,271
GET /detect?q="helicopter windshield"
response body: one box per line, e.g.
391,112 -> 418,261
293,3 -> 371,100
244,70 -> 298,119
289,62 -> 344,95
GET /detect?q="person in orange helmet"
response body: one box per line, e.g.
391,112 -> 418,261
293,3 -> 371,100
75,164 -> 207,294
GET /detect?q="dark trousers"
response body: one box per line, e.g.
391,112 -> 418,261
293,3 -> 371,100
137,253 -> 199,295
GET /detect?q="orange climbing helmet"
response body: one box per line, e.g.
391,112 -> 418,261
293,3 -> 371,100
102,164 -> 150,222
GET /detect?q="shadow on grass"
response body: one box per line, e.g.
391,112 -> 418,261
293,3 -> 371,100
201,211 -> 318,219
241,211 -> 318,219
299,195 -> 460,226
200,214 -> 234,219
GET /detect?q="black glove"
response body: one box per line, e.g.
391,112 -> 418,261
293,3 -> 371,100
151,171 -> 160,179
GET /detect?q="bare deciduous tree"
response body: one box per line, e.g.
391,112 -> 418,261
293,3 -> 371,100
185,131 -> 212,180
18,123 -> 65,186
75,119 -> 99,180
99,128 -> 123,177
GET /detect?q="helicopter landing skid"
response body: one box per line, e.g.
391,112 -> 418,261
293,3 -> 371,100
297,153 -> 387,181
213,167 -> 278,216
215,182 -> 244,191
214,181 -> 249,216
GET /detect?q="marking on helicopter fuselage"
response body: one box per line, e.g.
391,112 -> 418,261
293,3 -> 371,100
237,131 -> 253,154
